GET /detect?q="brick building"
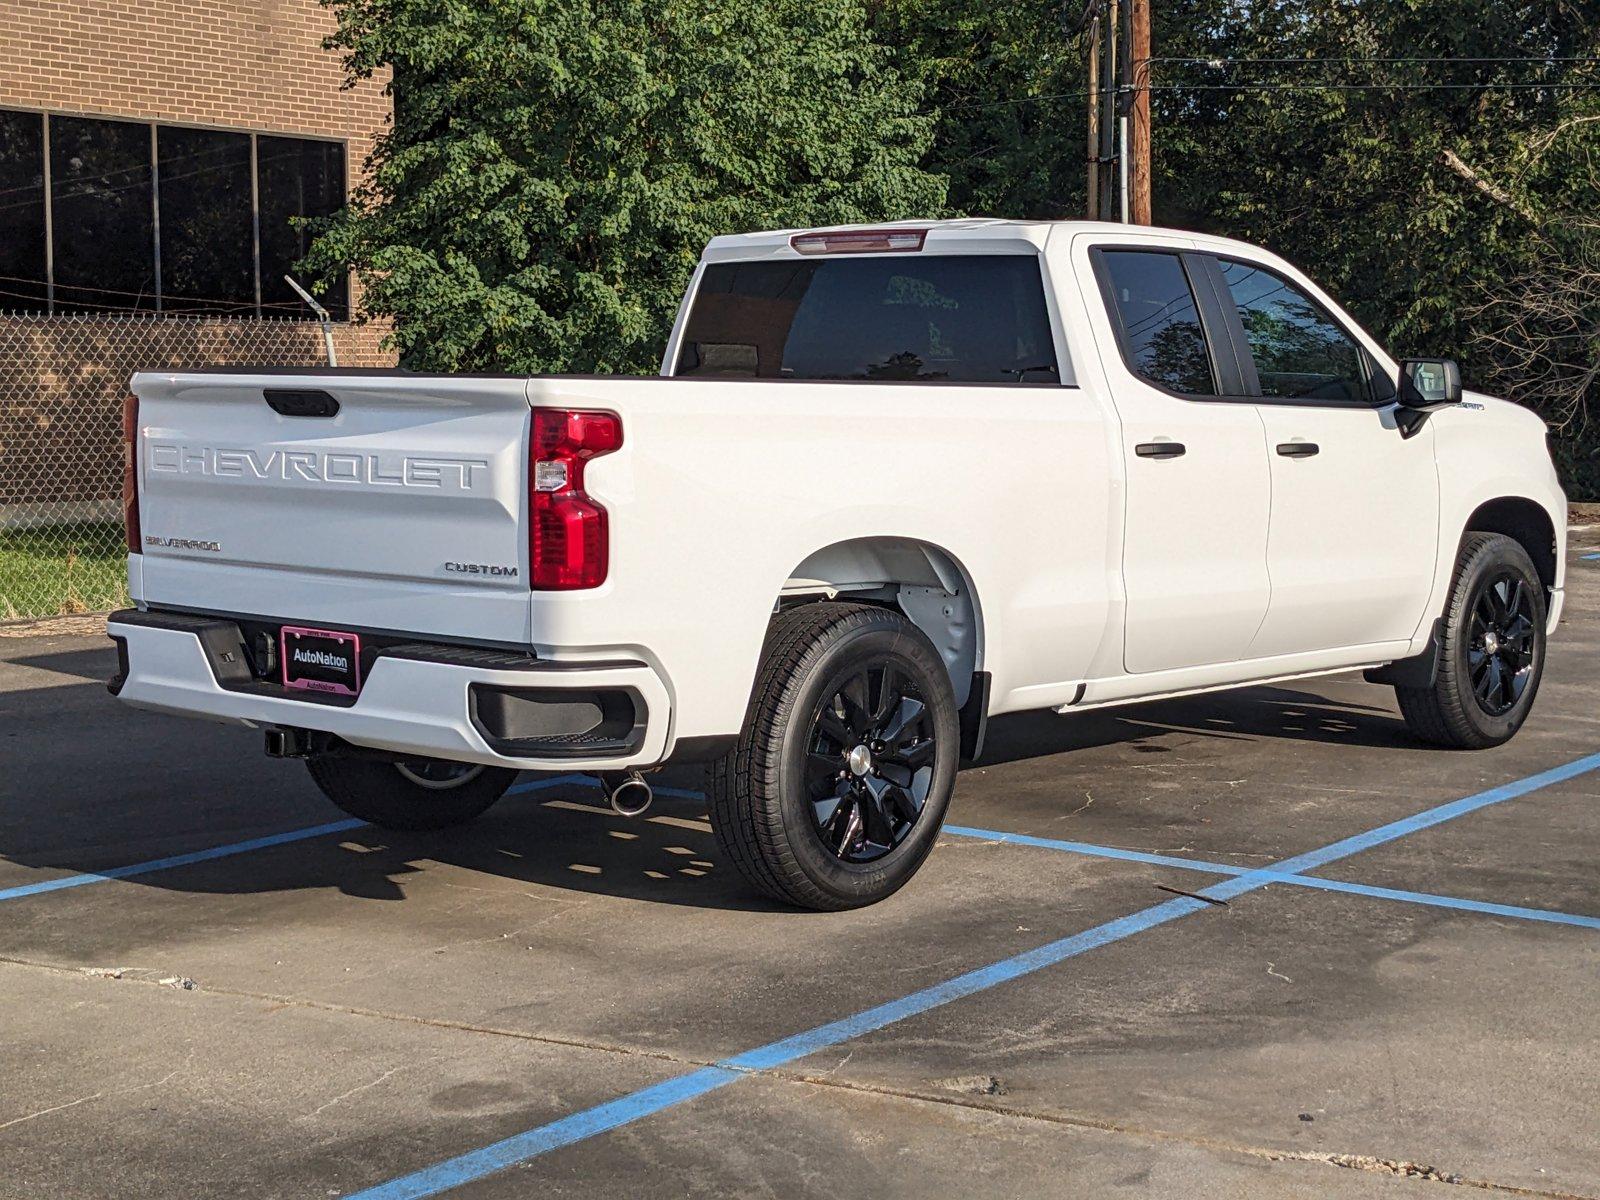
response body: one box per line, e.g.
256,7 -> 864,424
0,1 -> 395,617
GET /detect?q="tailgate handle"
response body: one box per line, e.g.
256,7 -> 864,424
264,388 -> 340,418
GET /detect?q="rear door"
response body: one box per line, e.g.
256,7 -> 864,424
132,372 -> 532,644
1077,237 -> 1273,674
1207,255 -> 1440,657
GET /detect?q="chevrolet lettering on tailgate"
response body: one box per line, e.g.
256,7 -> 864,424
147,444 -> 489,490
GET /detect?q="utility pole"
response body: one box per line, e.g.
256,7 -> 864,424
1083,0 -> 1150,223
1115,0 -> 1133,222
1096,0 -> 1119,219
1085,8 -> 1101,220
1128,0 -> 1152,224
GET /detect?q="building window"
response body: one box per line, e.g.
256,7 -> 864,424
258,135 -> 349,318
0,108 -> 347,318
51,115 -> 156,313
0,109 -> 48,309
158,125 -> 254,313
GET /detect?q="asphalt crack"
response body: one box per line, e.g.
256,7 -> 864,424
0,954 -> 1589,1198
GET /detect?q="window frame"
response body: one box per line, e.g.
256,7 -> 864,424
0,104 -> 348,319
1091,243 -> 1396,410
1089,245 -> 1255,403
669,249 -> 1077,388
1210,254 -> 1390,410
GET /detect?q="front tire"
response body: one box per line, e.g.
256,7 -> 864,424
708,602 -> 961,911
306,755 -> 516,830
1396,532 -> 1547,749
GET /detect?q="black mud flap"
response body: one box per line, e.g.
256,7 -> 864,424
1364,619 -> 1444,689
959,671 -> 991,764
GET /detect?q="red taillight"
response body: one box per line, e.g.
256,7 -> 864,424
529,408 -> 622,590
790,228 -> 927,255
122,394 -> 141,554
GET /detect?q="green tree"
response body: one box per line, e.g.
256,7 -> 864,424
870,0 -> 1091,219
1148,0 -> 1600,486
308,0 -> 946,373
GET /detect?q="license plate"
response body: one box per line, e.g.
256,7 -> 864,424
280,625 -> 362,697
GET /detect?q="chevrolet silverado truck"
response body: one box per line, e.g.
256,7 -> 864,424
109,219 -> 1566,910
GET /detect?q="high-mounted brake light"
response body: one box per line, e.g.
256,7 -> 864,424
790,229 -> 927,255
529,408 -> 622,590
122,394 -> 141,554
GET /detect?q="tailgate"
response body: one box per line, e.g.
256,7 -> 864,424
130,371 -> 532,645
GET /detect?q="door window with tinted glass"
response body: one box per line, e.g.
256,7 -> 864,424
1098,251 -> 1217,396
1218,259 -> 1370,403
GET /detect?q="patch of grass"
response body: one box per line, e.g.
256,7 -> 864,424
0,521 -> 128,621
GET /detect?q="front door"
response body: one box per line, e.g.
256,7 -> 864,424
1081,240 -> 1273,675
1209,255 -> 1441,658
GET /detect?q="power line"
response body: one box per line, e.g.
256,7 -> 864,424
1145,82 -> 1600,92
934,78 -> 1598,116
0,272 -> 326,313
1150,56 -> 1600,65
938,88 -> 1098,113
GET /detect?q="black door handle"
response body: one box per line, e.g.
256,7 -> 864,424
1135,441 -> 1186,459
1276,442 -> 1320,458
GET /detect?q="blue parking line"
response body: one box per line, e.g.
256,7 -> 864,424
1580,551 -> 1600,560
943,826 -> 1600,930
1264,874 -> 1600,929
0,819 -> 366,903
546,784 -> 1600,932
944,824 -> 1251,877
0,774 -> 594,906
1247,750 -> 1600,881
347,893 -> 1213,1200
345,750 -> 1600,1199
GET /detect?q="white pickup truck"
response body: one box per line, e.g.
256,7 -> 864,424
110,219 -> 1566,909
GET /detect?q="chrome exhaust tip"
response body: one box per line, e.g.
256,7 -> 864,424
605,772 -> 654,818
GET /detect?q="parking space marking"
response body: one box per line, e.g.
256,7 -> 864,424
0,819 -> 365,903
943,825 -> 1249,875
1580,551 -> 1600,560
345,750 -> 1600,1200
347,895 -> 1213,1200
0,776 -> 590,906
944,825 -> 1600,930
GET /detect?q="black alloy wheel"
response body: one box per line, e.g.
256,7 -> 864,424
1467,571 -> 1539,717
1394,531 -> 1547,750
804,662 -> 937,864
706,601 -> 961,910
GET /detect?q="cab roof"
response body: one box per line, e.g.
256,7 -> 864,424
700,217 -> 1266,263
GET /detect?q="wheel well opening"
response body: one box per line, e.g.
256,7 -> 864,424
1466,498 -> 1557,591
779,538 -> 983,709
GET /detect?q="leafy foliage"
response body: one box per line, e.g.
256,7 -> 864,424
869,0 -> 1091,219
1144,0 -> 1600,486
308,0 -> 945,373
311,0 -> 1600,490
877,0 -> 1600,489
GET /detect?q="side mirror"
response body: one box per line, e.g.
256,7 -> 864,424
1398,358 -> 1462,412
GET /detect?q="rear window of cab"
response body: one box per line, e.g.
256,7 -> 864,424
674,255 -> 1060,384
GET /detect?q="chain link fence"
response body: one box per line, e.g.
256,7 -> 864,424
3,311 -> 1588,624
0,311 -> 392,623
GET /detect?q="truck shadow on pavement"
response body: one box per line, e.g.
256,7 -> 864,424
976,684 -> 1410,767
2,646 -> 1415,913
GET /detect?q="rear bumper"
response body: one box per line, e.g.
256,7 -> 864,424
106,609 -> 673,771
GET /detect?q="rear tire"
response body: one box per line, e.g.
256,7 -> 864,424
306,755 -> 516,830
708,602 -> 960,911
1396,532 -> 1547,749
